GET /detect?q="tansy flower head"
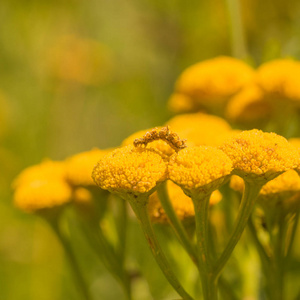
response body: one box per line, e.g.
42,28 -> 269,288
229,175 -> 245,193
165,112 -> 232,147
66,148 -> 111,186
148,181 -> 222,223
225,85 -> 272,124
14,179 -> 72,213
258,170 -> 300,213
220,129 -> 300,183
256,59 -> 300,103
173,56 -> 254,109
13,160 -> 66,189
289,138 -> 300,175
168,146 -> 233,197
122,127 -> 176,158
167,93 -> 200,113
92,145 -> 167,198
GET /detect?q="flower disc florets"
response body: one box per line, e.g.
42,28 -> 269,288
220,129 -> 300,183
168,146 -> 233,197
92,145 -> 167,197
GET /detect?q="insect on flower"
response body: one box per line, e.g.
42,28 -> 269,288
133,126 -> 187,152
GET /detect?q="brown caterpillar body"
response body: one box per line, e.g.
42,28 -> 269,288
133,126 -> 187,152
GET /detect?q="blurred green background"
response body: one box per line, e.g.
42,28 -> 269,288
1,0 -> 300,299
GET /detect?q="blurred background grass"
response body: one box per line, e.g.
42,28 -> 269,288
1,0 -> 300,299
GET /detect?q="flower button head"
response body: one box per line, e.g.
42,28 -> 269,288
168,146 -> 233,197
220,129 -> 300,184
92,145 -> 167,201
66,148 -> 111,187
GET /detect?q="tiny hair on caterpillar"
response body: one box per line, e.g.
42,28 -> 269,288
133,126 -> 187,152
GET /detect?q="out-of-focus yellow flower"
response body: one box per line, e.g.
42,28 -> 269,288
14,179 -> 72,213
256,59 -> 300,103
172,56 -> 254,110
92,145 -> 167,196
165,112 -> 232,147
229,175 -> 245,193
73,187 -> 93,205
148,181 -> 222,223
289,138 -> 300,175
168,146 -> 233,196
66,148 -> 111,186
220,129 -> 300,183
122,128 -> 175,158
46,34 -> 113,85
167,93 -> 200,113
225,85 -> 272,123
13,160 -> 66,189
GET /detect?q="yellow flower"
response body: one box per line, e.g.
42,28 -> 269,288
256,59 -> 300,103
167,93 -> 200,113
225,85 -> 272,123
173,56 -> 254,108
229,175 -> 245,193
220,129 -> 300,183
122,128 -> 176,158
14,179 -> 72,213
148,181 -> 222,223
289,138 -> 300,175
168,146 -> 233,196
92,145 -> 167,196
13,160 -> 66,188
66,148 -> 111,186
165,112 -> 232,147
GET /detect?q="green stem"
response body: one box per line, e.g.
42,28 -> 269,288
48,219 -> 92,300
225,0 -> 248,58
192,193 -> 217,300
157,182 -> 198,265
82,219 -> 132,300
127,195 -> 194,300
213,182 -> 262,280
286,212 -> 299,258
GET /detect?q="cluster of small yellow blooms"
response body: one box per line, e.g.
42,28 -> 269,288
148,181 -> 222,223
92,145 -> 167,196
122,127 -> 176,158
168,146 -> 233,196
169,56 -> 254,112
256,59 -> 300,103
13,160 -> 72,213
220,129 -> 300,182
225,85 -> 272,123
165,112 -> 233,147
66,148 -> 111,186
46,34 -> 113,86
168,57 -> 300,125
230,171 -> 300,213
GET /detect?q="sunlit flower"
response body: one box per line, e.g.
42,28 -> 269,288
256,59 -> 300,103
220,129 -> 300,183
168,146 -> 233,197
148,181 -> 222,223
167,93 -> 200,113
225,85 -> 272,123
66,148 -> 111,186
14,179 -> 72,213
172,56 -> 254,110
165,112 -> 232,147
13,160 -> 66,189
229,175 -> 244,193
92,145 -> 167,196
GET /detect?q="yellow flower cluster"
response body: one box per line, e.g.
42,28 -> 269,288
92,145 -> 167,196
171,56 -> 254,110
165,112 -> 234,147
13,160 -> 72,213
66,148 -> 111,186
148,181 -> 222,223
256,59 -> 300,102
168,146 -> 233,196
220,129 -> 300,182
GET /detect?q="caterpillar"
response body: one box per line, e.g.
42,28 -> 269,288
133,126 -> 187,152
